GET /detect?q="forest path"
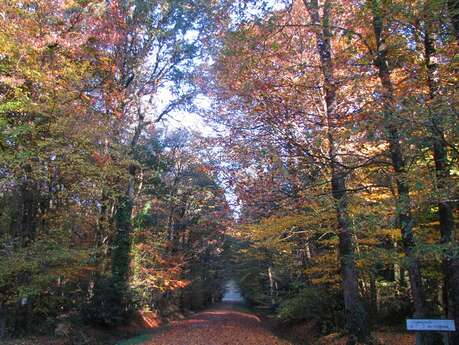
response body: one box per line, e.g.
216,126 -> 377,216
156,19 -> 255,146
140,303 -> 291,345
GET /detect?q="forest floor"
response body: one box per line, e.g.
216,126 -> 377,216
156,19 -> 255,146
118,303 -> 416,345
119,302 -> 292,345
1,303 -> 415,345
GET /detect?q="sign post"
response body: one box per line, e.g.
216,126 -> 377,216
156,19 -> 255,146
406,319 -> 456,345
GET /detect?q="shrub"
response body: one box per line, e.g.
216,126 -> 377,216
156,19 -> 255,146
277,287 -> 344,334
80,277 -> 135,327
376,281 -> 412,325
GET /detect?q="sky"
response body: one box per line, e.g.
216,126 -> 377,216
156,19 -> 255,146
148,82 -> 216,136
164,98 -> 215,136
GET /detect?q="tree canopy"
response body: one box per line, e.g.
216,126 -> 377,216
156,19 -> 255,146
0,1 -> 457,345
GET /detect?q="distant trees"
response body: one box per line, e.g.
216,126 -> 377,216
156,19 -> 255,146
131,130 -> 231,312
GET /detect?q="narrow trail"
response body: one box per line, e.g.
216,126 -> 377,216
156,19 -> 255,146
141,303 -> 291,345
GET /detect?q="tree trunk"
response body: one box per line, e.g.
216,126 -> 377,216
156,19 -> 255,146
369,268 -> 378,323
448,261 -> 459,344
268,266 -> 276,307
18,169 -> 38,246
0,305 -> 5,339
110,95 -> 145,313
303,1 -> 371,343
332,163 -> 370,345
112,166 -> 136,310
370,1 -> 431,344
423,7 -> 458,344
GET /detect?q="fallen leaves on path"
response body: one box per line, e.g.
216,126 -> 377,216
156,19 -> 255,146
143,304 -> 291,345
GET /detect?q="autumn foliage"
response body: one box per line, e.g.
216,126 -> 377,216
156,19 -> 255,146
0,1 -> 458,345
0,0 -> 229,339
207,0 -> 458,344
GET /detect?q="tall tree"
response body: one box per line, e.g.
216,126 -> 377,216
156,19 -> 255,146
369,1 -> 433,344
422,2 -> 458,343
302,1 -> 371,343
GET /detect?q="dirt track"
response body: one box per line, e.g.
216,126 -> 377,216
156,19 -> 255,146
142,303 -> 291,345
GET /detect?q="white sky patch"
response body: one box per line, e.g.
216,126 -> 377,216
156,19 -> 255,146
166,109 -> 212,135
148,87 -> 218,137
166,96 -> 215,136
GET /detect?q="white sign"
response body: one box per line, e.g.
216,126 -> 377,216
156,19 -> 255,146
406,319 -> 456,332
